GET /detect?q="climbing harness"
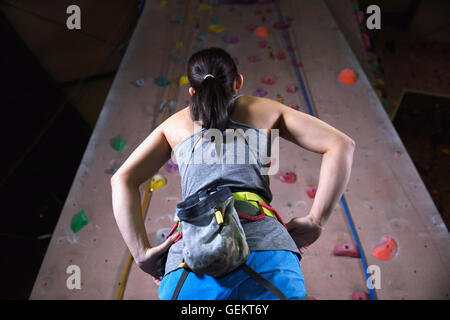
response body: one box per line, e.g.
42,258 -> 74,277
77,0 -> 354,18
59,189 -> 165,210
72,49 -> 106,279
166,187 -> 288,300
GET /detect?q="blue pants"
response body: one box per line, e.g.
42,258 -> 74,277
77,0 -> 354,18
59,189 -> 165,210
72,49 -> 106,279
158,250 -> 306,300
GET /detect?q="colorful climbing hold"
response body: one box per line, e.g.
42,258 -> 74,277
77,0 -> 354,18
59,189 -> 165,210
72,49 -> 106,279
287,104 -> 298,110
199,4 -> 212,11
351,291 -> 369,300
258,40 -> 267,48
262,76 -> 276,85
306,186 -> 317,199
150,174 -> 167,192
372,236 -> 398,261
277,52 -> 286,60
210,17 -> 219,25
160,0 -> 168,7
287,85 -> 298,93
170,14 -> 184,24
254,89 -> 267,97
394,151 -> 402,158
254,26 -> 269,38
333,243 -> 360,257
273,21 -> 290,30
338,69 -> 357,85
279,171 -> 296,183
290,61 -> 303,68
197,33 -> 208,42
155,75 -> 171,87
245,24 -> 257,32
208,24 -> 225,34
134,78 -> 145,87
249,55 -> 262,63
179,75 -> 189,87
362,33 -> 371,51
224,36 -> 239,44
166,159 -> 179,173
111,136 -> 126,152
71,210 -> 88,233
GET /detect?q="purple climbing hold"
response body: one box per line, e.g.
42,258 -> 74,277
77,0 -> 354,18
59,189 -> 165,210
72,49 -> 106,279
254,89 -> 267,97
166,159 -> 179,173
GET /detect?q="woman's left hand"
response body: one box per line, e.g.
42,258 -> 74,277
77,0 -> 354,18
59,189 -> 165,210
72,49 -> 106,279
286,215 -> 323,252
135,232 -> 179,286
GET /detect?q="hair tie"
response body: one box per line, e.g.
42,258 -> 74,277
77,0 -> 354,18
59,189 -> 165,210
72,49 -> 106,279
203,74 -> 215,80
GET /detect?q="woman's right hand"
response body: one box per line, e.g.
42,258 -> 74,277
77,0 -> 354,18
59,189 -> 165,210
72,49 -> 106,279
135,232 -> 179,285
286,215 -> 323,252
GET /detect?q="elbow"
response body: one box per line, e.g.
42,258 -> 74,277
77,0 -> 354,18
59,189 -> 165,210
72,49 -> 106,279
346,137 -> 356,150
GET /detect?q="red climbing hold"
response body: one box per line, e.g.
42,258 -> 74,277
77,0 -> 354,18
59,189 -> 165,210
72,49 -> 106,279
333,243 -> 360,258
258,40 -> 267,48
288,104 -> 298,110
277,52 -> 286,60
279,171 -> 296,183
372,236 -> 398,261
254,26 -> 269,38
287,85 -> 297,93
351,291 -> 369,300
306,186 -> 317,198
338,69 -> 357,85
394,151 -> 402,158
290,61 -> 303,68
262,76 -> 276,85
273,21 -> 290,30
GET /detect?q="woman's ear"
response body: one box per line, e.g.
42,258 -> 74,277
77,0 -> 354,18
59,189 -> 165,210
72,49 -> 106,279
234,74 -> 244,91
189,87 -> 195,96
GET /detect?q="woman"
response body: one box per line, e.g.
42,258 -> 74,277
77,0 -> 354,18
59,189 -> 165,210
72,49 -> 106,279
111,47 -> 355,300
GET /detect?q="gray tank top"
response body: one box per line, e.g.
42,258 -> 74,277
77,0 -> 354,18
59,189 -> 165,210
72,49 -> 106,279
164,95 -> 301,276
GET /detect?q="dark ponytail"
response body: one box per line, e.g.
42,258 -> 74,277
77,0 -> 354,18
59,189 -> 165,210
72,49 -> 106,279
187,47 -> 239,131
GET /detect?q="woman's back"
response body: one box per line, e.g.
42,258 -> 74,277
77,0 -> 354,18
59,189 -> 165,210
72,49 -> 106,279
163,95 -> 281,153
166,95 -> 276,202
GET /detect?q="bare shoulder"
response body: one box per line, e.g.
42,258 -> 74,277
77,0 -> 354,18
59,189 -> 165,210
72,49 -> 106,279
232,95 -> 286,130
160,106 -> 197,150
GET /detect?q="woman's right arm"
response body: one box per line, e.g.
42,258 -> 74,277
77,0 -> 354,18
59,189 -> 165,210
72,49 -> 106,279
276,104 -> 356,227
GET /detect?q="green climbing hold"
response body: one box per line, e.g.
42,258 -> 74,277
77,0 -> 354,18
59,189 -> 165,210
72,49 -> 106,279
210,17 -> 219,25
352,1 -> 360,12
237,11 -> 243,17
155,75 -> 171,87
112,136 -> 126,152
71,210 -> 89,233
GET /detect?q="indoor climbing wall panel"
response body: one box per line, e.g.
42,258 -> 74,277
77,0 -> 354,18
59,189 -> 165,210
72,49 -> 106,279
30,0 -> 450,300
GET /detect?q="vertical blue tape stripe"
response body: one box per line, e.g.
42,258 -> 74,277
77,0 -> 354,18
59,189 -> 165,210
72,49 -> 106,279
273,0 -> 376,300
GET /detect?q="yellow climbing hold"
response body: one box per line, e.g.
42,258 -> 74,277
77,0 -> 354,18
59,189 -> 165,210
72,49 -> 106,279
161,1 -> 168,7
200,4 -> 212,11
208,24 -> 225,34
179,75 -> 189,86
176,41 -> 183,49
150,174 -> 167,192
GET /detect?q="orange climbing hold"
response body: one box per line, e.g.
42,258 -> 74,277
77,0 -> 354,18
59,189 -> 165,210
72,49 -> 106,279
254,26 -> 269,38
371,236 -> 398,261
338,69 -> 357,85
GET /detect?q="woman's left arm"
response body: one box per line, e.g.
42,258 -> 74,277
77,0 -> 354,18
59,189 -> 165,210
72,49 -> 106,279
110,123 -> 172,270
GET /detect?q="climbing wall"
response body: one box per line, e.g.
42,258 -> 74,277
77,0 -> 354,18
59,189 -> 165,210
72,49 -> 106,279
30,0 -> 450,300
